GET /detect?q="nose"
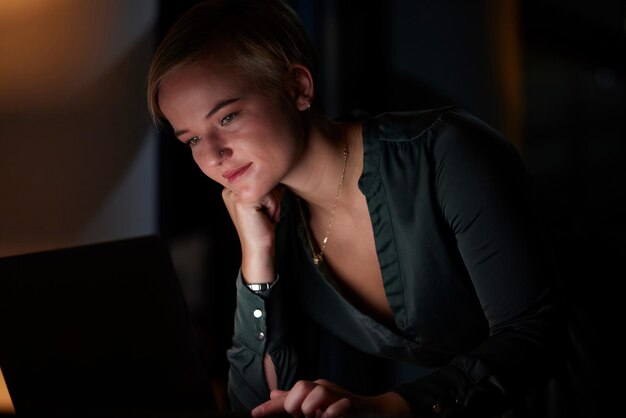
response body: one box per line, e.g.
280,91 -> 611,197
200,136 -> 231,167
206,147 -> 229,166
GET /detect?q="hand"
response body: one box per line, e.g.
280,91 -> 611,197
251,379 -> 354,418
222,186 -> 284,283
250,379 -> 411,418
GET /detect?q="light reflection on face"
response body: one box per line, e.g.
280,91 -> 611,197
158,62 -> 303,203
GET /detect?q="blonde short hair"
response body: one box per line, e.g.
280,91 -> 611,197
146,0 -> 317,127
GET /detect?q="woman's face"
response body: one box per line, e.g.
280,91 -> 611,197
158,61 -> 304,203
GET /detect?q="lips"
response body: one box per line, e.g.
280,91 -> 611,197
222,162 -> 252,184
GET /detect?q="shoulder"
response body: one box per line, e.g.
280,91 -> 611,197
354,106 -> 528,191
356,106 -> 520,165
355,106 -> 451,143
355,106 -> 506,147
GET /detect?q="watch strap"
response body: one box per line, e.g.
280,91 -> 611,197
246,282 -> 274,293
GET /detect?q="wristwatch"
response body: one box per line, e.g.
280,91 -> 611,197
246,282 -> 274,294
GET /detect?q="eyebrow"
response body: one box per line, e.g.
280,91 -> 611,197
173,97 -> 241,137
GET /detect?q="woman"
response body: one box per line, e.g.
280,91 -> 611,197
147,0 -> 565,417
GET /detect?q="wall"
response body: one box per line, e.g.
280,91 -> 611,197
0,0 -> 159,258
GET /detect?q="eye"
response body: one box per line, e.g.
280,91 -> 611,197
186,136 -> 202,147
220,112 -> 238,126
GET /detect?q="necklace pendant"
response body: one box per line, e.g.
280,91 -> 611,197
312,254 -> 322,265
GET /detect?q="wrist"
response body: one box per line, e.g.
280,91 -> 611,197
245,282 -> 276,295
241,249 -> 275,284
240,227 -> 275,279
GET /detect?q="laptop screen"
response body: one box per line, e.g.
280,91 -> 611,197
0,235 -> 215,416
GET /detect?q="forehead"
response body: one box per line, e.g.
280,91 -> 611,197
156,62 -> 253,130
159,62 -> 244,104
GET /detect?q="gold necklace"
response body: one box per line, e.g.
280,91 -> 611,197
297,129 -> 349,265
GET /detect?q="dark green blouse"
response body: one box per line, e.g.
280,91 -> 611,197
227,107 -> 565,417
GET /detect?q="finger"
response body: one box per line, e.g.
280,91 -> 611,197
221,187 -> 237,203
221,188 -> 232,207
260,191 -> 281,224
221,188 -> 239,219
264,199 -> 279,224
320,397 -> 352,418
313,379 -> 350,397
251,396 -> 287,418
272,185 -> 285,222
284,380 -> 317,415
270,389 -> 288,399
300,385 -> 341,416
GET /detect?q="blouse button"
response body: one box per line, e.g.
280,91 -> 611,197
256,332 -> 265,341
253,309 -> 263,318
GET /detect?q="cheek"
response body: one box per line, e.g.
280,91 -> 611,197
277,133 -> 302,167
263,122 -> 301,159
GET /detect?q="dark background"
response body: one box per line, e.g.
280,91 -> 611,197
154,0 -> 624,416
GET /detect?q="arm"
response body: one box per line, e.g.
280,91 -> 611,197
222,187 -> 300,413
226,270 -> 299,413
392,109 -> 566,417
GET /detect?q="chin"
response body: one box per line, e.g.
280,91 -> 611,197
237,186 -> 268,204
241,177 -> 283,203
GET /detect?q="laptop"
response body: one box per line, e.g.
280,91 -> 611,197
0,235 -> 221,417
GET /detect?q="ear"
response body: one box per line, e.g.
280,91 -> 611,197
288,64 -> 315,111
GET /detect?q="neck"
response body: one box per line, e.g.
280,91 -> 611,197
282,117 -> 361,214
